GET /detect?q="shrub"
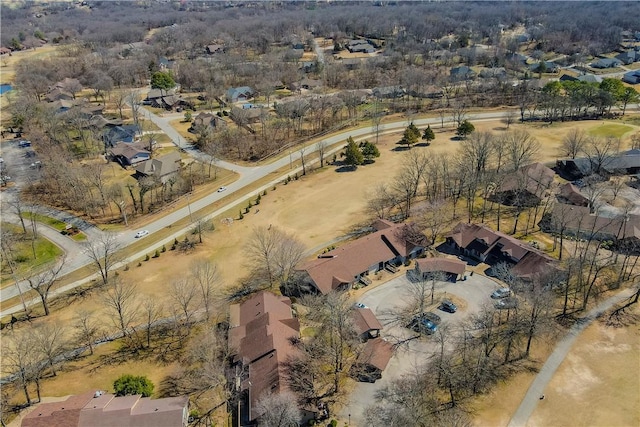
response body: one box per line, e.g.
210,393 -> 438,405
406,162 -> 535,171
123,264 -> 129,271
144,254 -> 150,261
137,262 -> 142,267
239,210 -> 244,219
113,374 -> 154,397
161,245 -> 166,253
153,250 -> 160,258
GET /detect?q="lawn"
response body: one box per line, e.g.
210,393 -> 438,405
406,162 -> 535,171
22,212 -> 87,241
588,123 -> 635,139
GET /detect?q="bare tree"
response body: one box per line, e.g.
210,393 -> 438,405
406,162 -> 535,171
316,140 -> 328,168
32,322 -> 68,377
502,110 -> 517,129
561,128 -> 588,159
504,130 -> 540,172
366,183 -> 400,220
416,200 -> 448,246
170,278 -> 200,328
83,232 -> 122,286
102,277 -> 139,340
3,333 -> 40,405
73,310 -> 102,355
190,259 -> 220,322
25,256 -> 67,316
254,392 -> 301,427
584,136 -> 620,176
140,297 -> 163,349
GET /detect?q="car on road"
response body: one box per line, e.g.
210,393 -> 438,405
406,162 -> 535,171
134,230 -> 149,238
495,297 -> 518,310
439,300 -> 457,313
491,288 -> 512,299
217,186 -> 227,192
354,302 -> 367,309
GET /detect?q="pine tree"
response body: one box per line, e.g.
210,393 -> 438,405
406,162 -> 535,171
344,136 -> 364,168
422,125 -> 435,144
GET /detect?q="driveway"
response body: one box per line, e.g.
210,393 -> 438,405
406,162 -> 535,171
339,272 -> 498,426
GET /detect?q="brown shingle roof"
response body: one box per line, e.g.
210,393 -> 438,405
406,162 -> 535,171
356,338 -> 394,371
22,392 -> 95,427
415,257 -> 466,276
298,221 -> 422,294
497,162 -> 556,199
558,182 -> 589,207
352,308 -> 383,335
78,393 -> 188,427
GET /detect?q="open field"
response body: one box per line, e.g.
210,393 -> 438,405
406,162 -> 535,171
588,123 -> 635,139
0,45 -> 59,85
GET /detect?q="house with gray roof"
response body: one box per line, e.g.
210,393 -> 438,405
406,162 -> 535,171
226,86 -> 255,103
135,152 -> 181,183
450,65 -> 476,81
623,70 -> 640,84
616,50 -> 638,65
591,58 -> 622,69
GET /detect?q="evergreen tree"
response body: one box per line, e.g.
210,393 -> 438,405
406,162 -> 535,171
422,125 -> 435,144
344,136 -> 364,167
398,123 -> 420,149
361,140 -> 380,162
456,120 -> 475,138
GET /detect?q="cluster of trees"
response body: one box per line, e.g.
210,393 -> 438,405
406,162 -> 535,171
343,136 -> 380,168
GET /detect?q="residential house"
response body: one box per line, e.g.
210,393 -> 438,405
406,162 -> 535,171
479,67 -> 507,79
341,58 -> 361,70
490,162 -> 556,207
230,106 -> 268,125
228,292 -> 303,426
205,44 -> 224,54
622,70 -> 640,84
528,61 -> 559,73
0,46 -> 12,55
450,65 -> 476,81
591,58 -> 622,69
577,74 -> 603,84
352,307 -> 383,342
21,390 -> 189,427
158,57 -> 175,70
188,112 -> 227,133
350,338 -> 394,383
109,142 -> 151,166
290,78 -> 323,91
556,149 -> 640,179
413,257 -> 467,282
445,222 -> 556,280
616,50 -> 638,65
300,61 -> 317,73
542,203 -> 640,254
103,125 -> 141,147
407,86 -> 444,99
226,86 -> 255,103
45,88 -> 74,102
557,182 -> 589,207
89,115 -> 123,129
347,39 -> 375,54
134,151 -> 181,183
296,219 -> 425,294
145,88 -> 175,102
372,86 -> 405,99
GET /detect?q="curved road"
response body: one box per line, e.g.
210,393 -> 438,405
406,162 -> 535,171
507,288 -> 636,427
1,109 -> 514,314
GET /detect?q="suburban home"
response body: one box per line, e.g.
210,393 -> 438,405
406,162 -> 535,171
300,61 -> 317,73
188,112 -> 227,133
109,142 -> 151,166
557,182 -> 589,207
479,67 -> 507,79
528,61 -> 559,73
450,65 -> 476,81
89,115 -> 123,129
350,338 -> 394,383
347,41 -> 375,54
296,219 -> 425,294
145,88 -> 176,102
341,58 -> 361,70
134,152 -> 181,183
352,307 -> 383,341
228,292 -> 317,426
490,163 -> 556,207
445,222 -> 556,280
372,86 -> 405,99
290,78 -> 323,91
413,257 -> 467,282
556,149 -> 640,179
622,70 -> 640,84
542,203 -> 640,254
407,86 -> 444,99
230,106 -> 268,125
591,58 -> 622,69
158,56 -> 174,70
226,86 -> 255,103
45,88 -> 74,102
616,50 -> 638,65
21,390 -> 189,427
205,44 -> 224,54
577,74 -> 603,84
103,125 -> 141,147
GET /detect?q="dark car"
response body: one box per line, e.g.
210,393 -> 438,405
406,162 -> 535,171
439,300 -> 457,313
422,312 -> 441,325
408,316 -> 438,335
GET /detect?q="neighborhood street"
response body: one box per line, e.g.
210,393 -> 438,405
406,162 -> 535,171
339,272 -> 498,426
0,110 -> 513,314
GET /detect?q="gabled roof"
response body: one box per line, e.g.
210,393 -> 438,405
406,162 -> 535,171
110,142 -> 150,163
352,308 -> 383,335
226,86 -> 254,101
415,257 -> 466,276
135,152 -> 181,177
497,162 -> 556,199
558,182 -> 589,206
356,338 -> 393,371
22,391 -> 95,427
298,221 -> 423,294
547,204 -> 640,242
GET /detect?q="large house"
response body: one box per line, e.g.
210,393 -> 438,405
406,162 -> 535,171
591,58 -> 622,69
622,70 -> 640,84
296,220 -> 425,294
226,86 -> 255,103
556,149 -> 640,179
188,112 -> 227,133
228,292 -> 311,426
445,223 -> 556,280
21,390 -> 189,427
490,163 -> 556,207
413,257 -> 467,282
109,142 -> 151,166
134,152 -> 181,183
557,182 -> 589,207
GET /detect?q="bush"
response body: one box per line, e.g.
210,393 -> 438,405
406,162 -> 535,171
153,250 -> 160,258
239,210 -> 244,220
137,262 -> 142,267
161,245 -> 166,253
113,374 -> 154,397
144,254 -> 150,261
123,264 -> 129,271
263,189 -> 267,196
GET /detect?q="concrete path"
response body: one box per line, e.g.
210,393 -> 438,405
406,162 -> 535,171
507,288 -> 636,427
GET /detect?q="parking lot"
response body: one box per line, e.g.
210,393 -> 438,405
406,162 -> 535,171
340,272 -> 500,425
0,138 -> 44,189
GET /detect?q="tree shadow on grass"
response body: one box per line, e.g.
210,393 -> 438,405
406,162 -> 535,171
392,146 -> 411,151
335,165 -> 358,173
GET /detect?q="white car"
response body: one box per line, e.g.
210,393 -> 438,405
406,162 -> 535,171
135,230 -> 149,238
217,186 -> 227,192
354,302 -> 367,309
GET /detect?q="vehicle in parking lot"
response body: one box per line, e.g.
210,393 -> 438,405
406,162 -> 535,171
491,288 -> 512,299
408,315 -> 438,335
217,186 -> 227,192
495,297 -> 518,310
439,300 -> 457,313
422,312 -> 441,324
134,230 -> 149,238
353,302 -> 367,309
18,140 -> 31,148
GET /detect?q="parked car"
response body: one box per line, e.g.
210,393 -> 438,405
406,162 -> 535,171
134,230 -> 149,238
408,316 -> 438,335
495,297 -> 518,310
491,288 -> 512,299
439,300 -> 457,313
18,140 -> 31,148
353,302 -> 367,309
422,312 -> 441,325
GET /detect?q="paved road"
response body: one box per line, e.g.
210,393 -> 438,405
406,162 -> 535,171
507,288 -> 637,427
1,110 -> 513,313
339,272 -> 498,426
